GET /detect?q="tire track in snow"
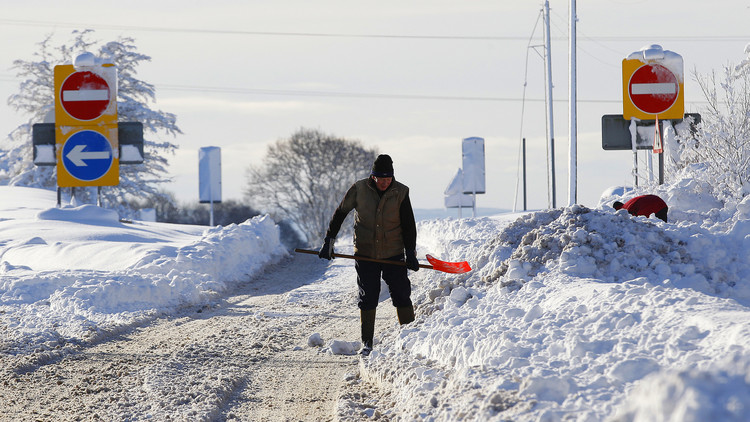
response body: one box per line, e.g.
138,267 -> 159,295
0,253 -> 376,421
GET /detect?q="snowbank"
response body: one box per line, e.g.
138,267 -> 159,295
359,181 -> 750,420
0,187 -> 288,355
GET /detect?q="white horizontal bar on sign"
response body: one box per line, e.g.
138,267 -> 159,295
631,83 -> 676,95
62,89 -> 109,102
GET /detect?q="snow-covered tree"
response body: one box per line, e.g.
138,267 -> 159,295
678,48 -> 750,202
244,128 -> 377,246
2,30 -> 180,216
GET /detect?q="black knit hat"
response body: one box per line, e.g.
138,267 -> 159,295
371,154 -> 394,177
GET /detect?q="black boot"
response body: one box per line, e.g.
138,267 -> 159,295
396,306 -> 415,325
360,309 -> 376,355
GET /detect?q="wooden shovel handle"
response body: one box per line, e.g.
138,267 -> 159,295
294,248 -> 433,269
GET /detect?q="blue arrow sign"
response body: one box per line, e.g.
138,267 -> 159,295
61,130 -> 114,181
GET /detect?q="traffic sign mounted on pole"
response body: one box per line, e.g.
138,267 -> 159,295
628,64 -> 678,114
54,60 -> 119,187
60,71 -> 112,121
601,113 -> 700,151
58,128 -> 117,186
622,45 -> 684,120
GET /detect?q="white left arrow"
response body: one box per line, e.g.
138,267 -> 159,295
66,144 -> 110,166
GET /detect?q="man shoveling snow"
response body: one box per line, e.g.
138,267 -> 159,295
317,154 -> 418,356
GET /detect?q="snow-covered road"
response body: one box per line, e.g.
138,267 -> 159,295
0,253 -> 385,421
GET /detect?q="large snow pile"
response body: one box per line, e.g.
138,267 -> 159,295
0,187 -> 287,357
357,180 -> 750,421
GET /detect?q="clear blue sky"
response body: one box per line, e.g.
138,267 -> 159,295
1,1 -> 747,211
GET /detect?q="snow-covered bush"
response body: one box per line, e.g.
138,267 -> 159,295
677,46 -> 750,202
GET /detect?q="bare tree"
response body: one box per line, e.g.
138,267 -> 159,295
244,128 -> 377,245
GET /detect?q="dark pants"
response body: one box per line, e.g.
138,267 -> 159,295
355,254 -> 412,310
655,206 -> 668,223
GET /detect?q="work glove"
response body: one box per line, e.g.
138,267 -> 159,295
405,250 -> 419,272
318,236 -> 334,260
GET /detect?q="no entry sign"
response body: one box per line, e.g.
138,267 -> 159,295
622,46 -> 684,120
54,64 -> 117,127
60,71 -> 111,121
628,64 -> 678,115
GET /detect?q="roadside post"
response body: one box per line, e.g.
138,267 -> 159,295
444,168 -> 474,218
461,137 -> 485,217
199,147 -> 222,226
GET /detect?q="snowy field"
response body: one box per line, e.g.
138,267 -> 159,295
2,182 -> 750,420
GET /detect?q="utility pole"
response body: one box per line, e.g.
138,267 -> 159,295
523,138 -> 527,211
543,0 -> 556,208
568,0 -> 577,206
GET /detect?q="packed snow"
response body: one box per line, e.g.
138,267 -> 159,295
2,179 -> 750,420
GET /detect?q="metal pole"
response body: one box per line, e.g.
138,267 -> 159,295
523,137 -> 527,211
659,119 -> 665,184
568,0 -> 577,206
208,181 -> 214,226
97,186 -> 102,207
543,0 -> 556,208
659,153 -> 664,184
629,118 -> 639,187
57,187 -> 61,208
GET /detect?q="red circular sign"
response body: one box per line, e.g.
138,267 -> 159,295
628,64 -> 679,115
60,71 -> 111,121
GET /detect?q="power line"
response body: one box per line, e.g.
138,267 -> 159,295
0,74 -> 603,102
161,83 -> 716,107
0,19 -> 524,41
0,19 -> 745,42
1,75 -> 707,104
156,83 -> 621,103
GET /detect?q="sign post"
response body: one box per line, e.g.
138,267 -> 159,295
54,59 -> 119,188
623,46 -> 684,120
199,147 -> 222,226
653,116 -> 663,154
461,137 -> 485,218
444,168 -> 474,218
622,45 -> 683,185
653,116 -> 664,184
601,114 -> 700,150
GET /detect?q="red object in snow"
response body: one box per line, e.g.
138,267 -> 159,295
614,195 -> 668,222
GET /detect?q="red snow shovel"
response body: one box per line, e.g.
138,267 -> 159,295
294,249 -> 471,274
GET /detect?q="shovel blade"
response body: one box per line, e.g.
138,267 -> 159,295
425,254 -> 472,274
